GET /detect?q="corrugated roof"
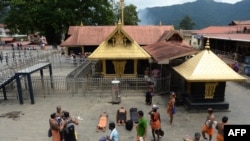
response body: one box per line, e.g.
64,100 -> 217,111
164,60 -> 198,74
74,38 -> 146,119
157,30 -> 183,42
230,20 -> 250,25
173,41 -> 246,82
144,41 -> 198,64
61,25 -> 174,46
202,33 -> 250,42
193,26 -> 246,34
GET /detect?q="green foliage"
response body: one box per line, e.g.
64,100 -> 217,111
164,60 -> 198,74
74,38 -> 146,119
178,16 -> 196,30
124,4 -> 140,25
2,0 -> 115,45
113,2 -> 140,25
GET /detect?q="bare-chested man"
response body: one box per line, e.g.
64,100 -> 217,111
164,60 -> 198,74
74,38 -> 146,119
216,116 -> 228,141
201,108 -> 215,141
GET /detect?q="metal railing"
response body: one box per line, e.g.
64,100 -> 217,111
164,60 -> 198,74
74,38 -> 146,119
12,75 -> 171,98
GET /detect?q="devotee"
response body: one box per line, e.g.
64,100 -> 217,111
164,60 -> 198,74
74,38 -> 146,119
166,92 -> 176,125
216,116 -> 228,141
201,108 -> 215,141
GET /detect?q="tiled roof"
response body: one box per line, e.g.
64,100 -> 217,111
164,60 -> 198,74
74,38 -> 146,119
143,41 -> 198,64
173,41 -> 246,82
61,25 -> 174,46
157,30 -> 183,42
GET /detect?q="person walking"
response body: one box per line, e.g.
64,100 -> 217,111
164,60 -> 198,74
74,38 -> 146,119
201,108 -> 215,141
106,122 -> 119,141
136,111 -> 147,141
216,116 -> 228,141
166,92 -> 176,125
149,105 -> 161,141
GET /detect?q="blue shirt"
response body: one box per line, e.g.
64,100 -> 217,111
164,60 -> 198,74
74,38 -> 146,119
110,128 -> 119,141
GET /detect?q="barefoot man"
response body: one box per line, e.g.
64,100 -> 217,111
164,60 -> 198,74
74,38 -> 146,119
216,116 -> 228,141
201,108 -> 215,141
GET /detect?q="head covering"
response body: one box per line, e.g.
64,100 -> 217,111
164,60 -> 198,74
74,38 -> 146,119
208,108 -> 213,112
152,104 -> 159,109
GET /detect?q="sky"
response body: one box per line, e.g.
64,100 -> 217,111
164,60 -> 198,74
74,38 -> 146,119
121,0 -> 243,10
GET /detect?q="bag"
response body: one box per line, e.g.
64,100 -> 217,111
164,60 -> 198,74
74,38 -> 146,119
48,128 -> 52,137
172,106 -> 176,114
155,128 -> 164,137
65,122 -> 75,135
64,121 -> 77,141
125,119 -> 133,131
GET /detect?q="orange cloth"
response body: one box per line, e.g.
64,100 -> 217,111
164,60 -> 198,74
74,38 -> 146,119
51,129 -> 60,141
150,112 -> 161,130
202,124 -> 214,135
216,133 -> 224,141
98,116 -> 107,128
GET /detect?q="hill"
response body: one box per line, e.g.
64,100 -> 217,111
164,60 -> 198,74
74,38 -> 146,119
138,0 -> 250,29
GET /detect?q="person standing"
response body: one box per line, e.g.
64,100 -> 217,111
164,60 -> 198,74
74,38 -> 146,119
0,51 -> 3,63
149,105 -> 161,141
166,92 -> 176,125
62,111 -> 79,141
56,106 -> 64,141
145,88 -> 153,105
216,116 -> 228,141
106,122 -> 119,141
49,113 -> 64,141
136,111 -> 147,141
201,108 -> 215,141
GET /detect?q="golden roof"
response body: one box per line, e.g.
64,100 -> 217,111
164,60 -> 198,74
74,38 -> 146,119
173,40 -> 246,82
88,21 -> 151,59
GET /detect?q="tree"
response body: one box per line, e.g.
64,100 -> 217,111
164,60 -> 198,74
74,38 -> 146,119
3,0 -> 115,47
113,3 -> 140,25
0,0 -> 9,23
178,15 -> 196,30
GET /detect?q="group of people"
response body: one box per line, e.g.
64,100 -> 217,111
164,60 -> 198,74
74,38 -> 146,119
49,106 -> 79,141
201,108 -> 228,141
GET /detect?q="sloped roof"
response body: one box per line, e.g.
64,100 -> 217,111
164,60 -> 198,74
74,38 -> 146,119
202,33 -> 250,42
88,22 -> 151,59
157,30 -> 183,42
230,20 -> 250,25
144,41 -> 198,64
0,37 -> 14,42
193,26 -> 245,34
61,25 -> 174,46
173,40 -> 246,82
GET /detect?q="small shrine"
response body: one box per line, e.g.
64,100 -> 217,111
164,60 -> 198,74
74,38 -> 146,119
173,39 -> 246,110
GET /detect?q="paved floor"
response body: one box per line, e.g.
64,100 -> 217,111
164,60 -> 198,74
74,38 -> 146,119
1,48 -> 250,141
0,81 -> 250,141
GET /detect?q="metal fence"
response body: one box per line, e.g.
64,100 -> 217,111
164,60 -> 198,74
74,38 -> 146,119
12,75 -> 171,99
0,49 -> 171,100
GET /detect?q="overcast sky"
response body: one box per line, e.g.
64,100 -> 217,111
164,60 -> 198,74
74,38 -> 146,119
121,0 -> 243,10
